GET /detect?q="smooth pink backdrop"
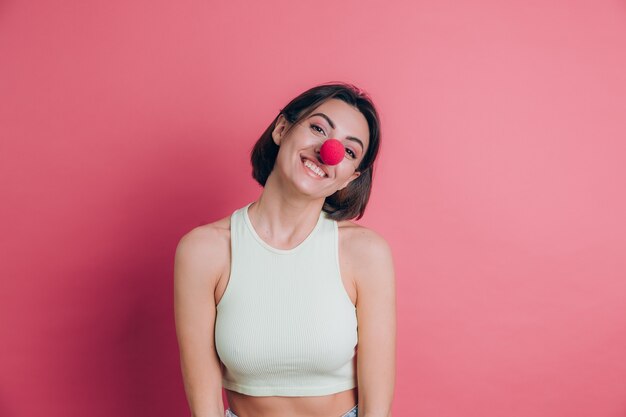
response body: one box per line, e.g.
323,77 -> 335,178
1,1 -> 625,416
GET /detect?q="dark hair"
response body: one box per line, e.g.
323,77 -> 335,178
251,82 -> 381,221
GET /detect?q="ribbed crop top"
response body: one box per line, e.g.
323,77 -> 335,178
214,203 -> 358,397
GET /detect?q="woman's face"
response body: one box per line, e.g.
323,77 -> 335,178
271,98 -> 370,199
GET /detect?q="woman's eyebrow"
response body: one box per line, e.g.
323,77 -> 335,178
310,112 -> 336,129
309,112 -> 364,151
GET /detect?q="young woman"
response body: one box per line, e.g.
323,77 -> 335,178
174,83 -> 396,417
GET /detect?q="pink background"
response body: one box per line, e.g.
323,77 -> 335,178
1,1 -> 625,416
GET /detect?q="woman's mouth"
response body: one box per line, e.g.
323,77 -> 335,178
302,159 -> 327,178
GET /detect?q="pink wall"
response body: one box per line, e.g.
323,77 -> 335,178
1,1 -> 625,416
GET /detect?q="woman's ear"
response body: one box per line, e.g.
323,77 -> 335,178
271,115 -> 290,146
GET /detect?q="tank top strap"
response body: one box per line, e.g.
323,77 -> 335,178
229,202 -> 250,251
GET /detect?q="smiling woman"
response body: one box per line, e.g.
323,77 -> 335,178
251,83 -> 381,221
174,83 -> 396,417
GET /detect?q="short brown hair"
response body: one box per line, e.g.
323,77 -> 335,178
251,82 -> 381,221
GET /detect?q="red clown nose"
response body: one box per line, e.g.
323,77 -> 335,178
319,139 -> 345,166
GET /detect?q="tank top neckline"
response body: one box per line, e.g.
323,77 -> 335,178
242,202 -> 327,254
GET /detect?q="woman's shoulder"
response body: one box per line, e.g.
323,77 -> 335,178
175,215 -> 232,277
336,220 -> 394,296
181,215 -> 231,246
336,220 -> 392,259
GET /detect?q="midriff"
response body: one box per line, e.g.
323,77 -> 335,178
225,387 -> 358,417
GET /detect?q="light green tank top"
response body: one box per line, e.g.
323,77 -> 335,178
215,203 -> 358,396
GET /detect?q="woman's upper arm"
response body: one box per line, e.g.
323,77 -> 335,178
174,226 -> 227,417
352,229 -> 397,417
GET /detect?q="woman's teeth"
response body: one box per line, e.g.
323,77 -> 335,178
304,160 -> 326,177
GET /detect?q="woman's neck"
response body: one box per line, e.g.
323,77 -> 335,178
248,180 -> 325,249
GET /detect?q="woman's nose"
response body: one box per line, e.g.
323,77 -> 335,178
319,138 -> 344,166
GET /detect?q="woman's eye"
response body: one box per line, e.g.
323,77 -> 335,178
310,124 -> 325,135
346,148 -> 356,159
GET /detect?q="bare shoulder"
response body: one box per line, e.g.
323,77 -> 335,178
337,220 -> 395,289
174,215 -> 231,288
177,215 -> 231,256
337,220 -> 393,260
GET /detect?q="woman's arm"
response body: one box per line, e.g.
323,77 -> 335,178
174,226 -> 227,417
351,228 -> 397,417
